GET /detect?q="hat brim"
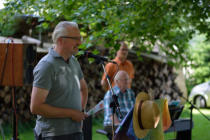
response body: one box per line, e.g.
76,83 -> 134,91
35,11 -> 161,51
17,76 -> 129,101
133,92 -> 150,138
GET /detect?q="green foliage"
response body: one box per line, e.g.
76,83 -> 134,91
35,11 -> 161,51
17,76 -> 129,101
186,34 -> 210,93
0,0 -> 209,65
190,43 -> 210,82
2,120 -> 35,140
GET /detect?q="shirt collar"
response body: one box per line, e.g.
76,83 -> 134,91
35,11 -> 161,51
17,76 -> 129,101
113,85 -> 127,96
49,48 -> 72,63
113,57 -> 126,65
49,48 -> 61,58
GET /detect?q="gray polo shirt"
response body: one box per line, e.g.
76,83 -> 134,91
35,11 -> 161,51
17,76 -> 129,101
33,48 -> 83,137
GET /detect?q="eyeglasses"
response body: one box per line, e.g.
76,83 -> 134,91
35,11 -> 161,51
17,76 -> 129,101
61,36 -> 83,41
120,48 -> 128,52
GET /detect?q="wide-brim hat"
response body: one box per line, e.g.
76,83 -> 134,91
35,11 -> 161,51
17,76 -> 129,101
133,92 -> 160,138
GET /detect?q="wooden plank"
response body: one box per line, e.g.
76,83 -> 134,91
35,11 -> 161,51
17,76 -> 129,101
0,43 -> 23,86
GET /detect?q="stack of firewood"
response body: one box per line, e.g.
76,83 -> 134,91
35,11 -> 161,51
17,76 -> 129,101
0,86 -> 32,123
0,51 -> 182,123
0,86 -> 11,122
79,52 -> 182,109
129,53 -> 181,101
78,57 -> 105,109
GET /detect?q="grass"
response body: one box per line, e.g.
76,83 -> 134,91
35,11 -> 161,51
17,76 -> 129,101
1,106 -> 210,140
164,104 -> 210,140
1,120 -> 35,140
92,116 -> 107,140
190,108 -> 210,139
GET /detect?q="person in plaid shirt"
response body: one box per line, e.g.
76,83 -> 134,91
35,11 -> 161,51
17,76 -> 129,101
103,70 -> 135,133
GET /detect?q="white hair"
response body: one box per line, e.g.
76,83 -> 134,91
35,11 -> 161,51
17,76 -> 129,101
114,70 -> 129,82
52,21 -> 79,43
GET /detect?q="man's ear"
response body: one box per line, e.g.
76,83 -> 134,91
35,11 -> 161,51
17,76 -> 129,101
57,37 -> 63,45
57,37 -> 62,43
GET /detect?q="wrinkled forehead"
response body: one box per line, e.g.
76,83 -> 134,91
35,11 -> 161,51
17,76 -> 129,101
119,44 -> 128,51
116,71 -> 129,79
120,76 -> 130,81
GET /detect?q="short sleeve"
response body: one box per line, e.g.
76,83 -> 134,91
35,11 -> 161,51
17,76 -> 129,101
103,90 -> 113,125
33,61 -> 54,90
102,63 -> 117,82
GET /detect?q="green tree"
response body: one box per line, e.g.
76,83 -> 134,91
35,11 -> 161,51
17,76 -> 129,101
186,34 -> 210,92
0,0 -> 209,65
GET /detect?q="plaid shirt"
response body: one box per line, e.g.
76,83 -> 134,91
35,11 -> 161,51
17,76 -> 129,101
103,86 -> 135,126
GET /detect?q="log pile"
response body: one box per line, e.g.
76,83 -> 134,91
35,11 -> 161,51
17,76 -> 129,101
79,52 -> 182,110
78,57 -> 105,109
0,86 -> 32,123
128,52 -> 182,101
0,51 -> 182,123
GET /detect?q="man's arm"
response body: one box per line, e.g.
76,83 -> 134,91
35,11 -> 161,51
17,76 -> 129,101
101,68 -> 109,91
30,87 -> 87,122
80,78 -> 88,110
101,79 -> 108,91
101,63 -> 116,91
130,61 -> 135,85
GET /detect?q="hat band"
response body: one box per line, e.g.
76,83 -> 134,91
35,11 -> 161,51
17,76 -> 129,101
138,100 -> 144,129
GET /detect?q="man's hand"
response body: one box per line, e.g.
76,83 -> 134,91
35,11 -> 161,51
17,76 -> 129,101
70,110 -> 88,122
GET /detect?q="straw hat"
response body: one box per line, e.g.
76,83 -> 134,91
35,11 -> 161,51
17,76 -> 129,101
133,92 -> 160,138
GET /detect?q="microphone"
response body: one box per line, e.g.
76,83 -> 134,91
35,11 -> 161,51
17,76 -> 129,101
83,51 -> 117,64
